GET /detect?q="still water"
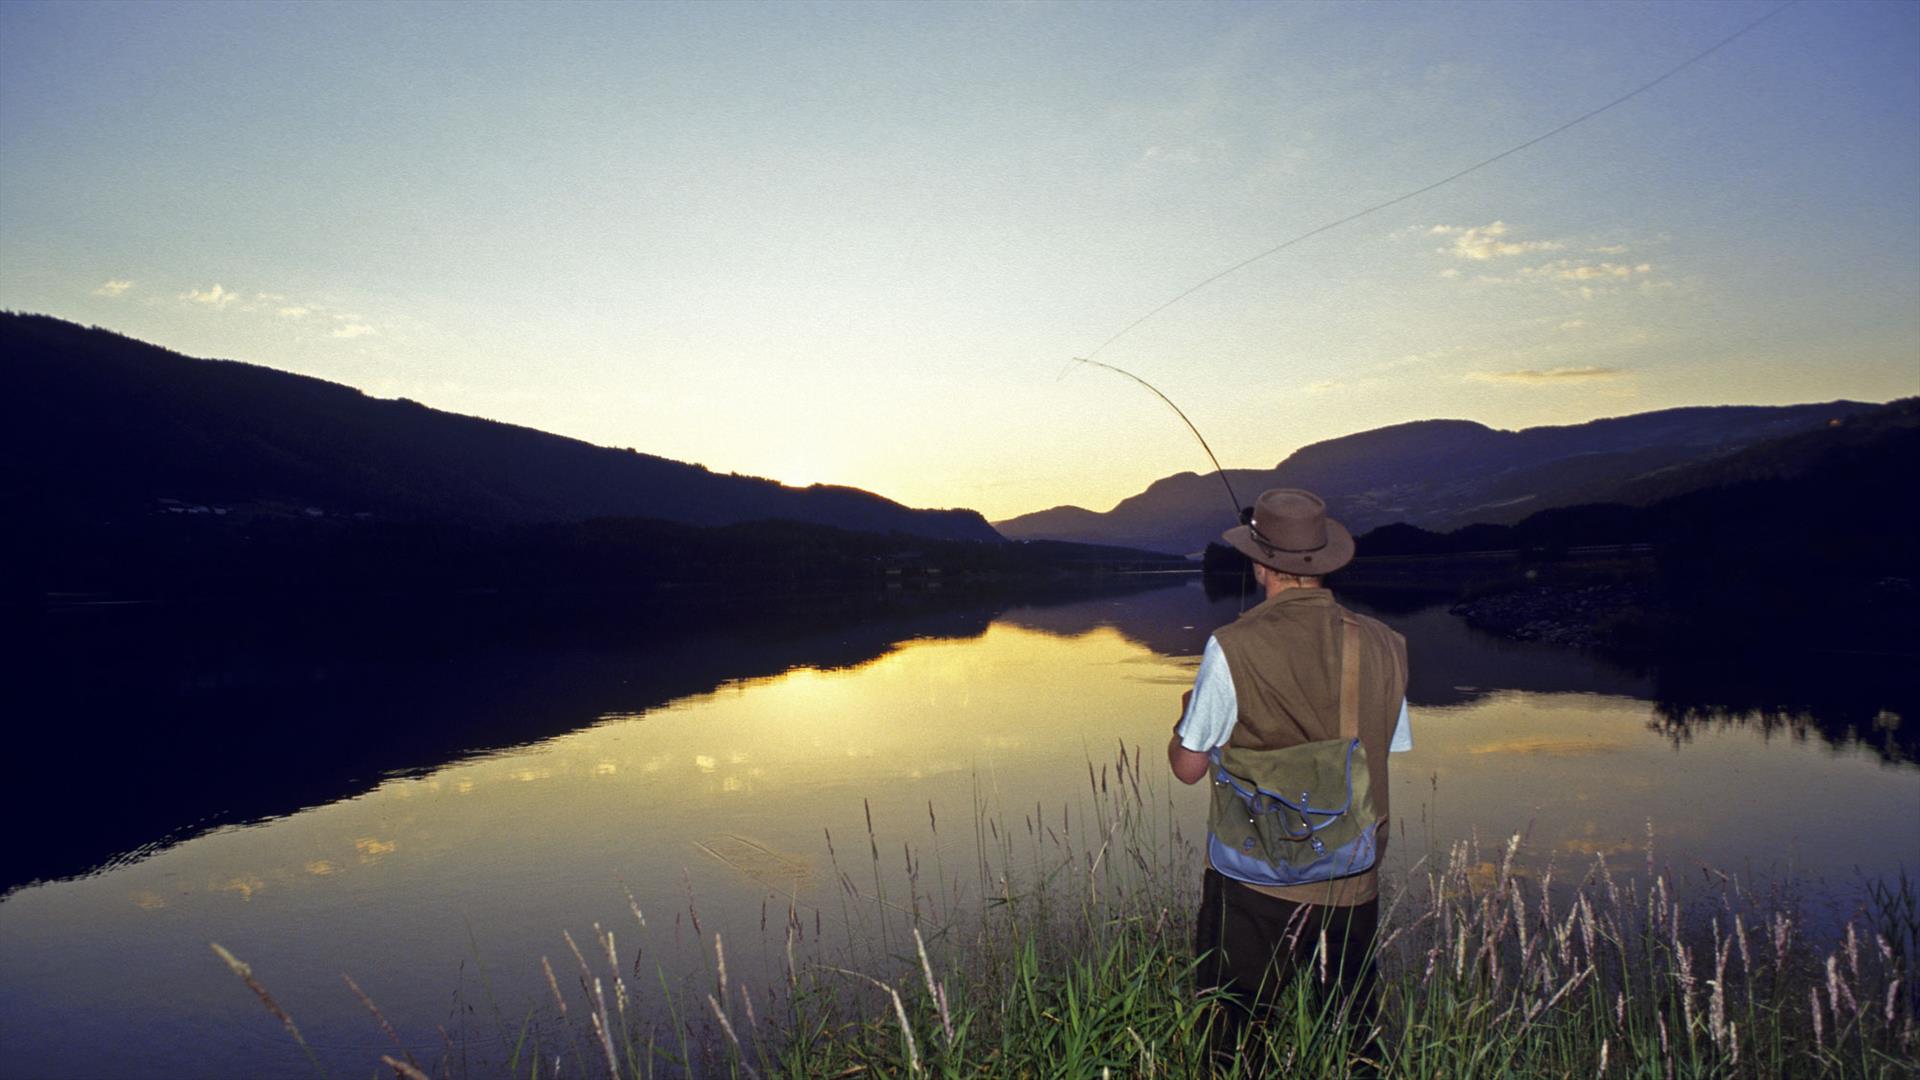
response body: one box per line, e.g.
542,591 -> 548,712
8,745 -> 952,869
2,581 -> 1915,1078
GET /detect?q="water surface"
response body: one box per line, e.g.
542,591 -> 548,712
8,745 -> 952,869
2,581 -> 1913,1078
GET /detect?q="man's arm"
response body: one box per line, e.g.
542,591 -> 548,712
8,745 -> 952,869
1169,639 -> 1237,784
1376,698 -> 1413,859
1168,689 -> 1211,784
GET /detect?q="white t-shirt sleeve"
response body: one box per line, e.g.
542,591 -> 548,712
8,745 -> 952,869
1176,636 -> 1238,752
1179,639 -> 1413,754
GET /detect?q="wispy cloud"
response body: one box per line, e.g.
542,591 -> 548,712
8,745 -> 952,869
168,278 -> 377,337
93,279 -> 134,297
180,283 -> 239,308
1419,225 -> 1667,298
1429,221 -> 1561,261
1465,259 -> 1658,298
1523,260 -> 1652,283
1466,366 -> 1627,385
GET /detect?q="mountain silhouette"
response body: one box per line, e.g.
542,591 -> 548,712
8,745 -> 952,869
995,402 -> 1877,553
3,312 -> 1001,543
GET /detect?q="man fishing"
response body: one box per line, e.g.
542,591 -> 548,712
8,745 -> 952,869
1166,487 -> 1412,1067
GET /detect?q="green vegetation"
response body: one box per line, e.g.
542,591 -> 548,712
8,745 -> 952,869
219,748 -> 1916,1077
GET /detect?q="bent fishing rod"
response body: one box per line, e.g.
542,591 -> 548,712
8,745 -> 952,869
1071,357 -> 1245,526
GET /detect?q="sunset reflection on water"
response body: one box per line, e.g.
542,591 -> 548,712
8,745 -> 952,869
1,588 -> 1913,1079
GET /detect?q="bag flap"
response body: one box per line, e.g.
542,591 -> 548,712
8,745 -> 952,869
1216,737 -> 1363,820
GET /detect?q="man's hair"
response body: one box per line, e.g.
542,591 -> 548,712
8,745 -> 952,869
1257,564 -> 1322,588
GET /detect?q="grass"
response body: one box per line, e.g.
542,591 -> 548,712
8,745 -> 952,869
216,742 -> 1917,1078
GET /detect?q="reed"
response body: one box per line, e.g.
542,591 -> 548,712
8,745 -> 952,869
747,749 -> 1915,1078
221,742 -> 1915,1078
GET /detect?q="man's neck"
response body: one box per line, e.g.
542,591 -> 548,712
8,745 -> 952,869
1260,577 -> 1324,602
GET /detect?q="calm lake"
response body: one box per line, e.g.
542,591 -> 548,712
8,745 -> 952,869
3,579 -> 1915,1078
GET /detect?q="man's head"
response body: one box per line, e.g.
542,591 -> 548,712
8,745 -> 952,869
1249,560 -> 1320,596
1220,487 -> 1354,578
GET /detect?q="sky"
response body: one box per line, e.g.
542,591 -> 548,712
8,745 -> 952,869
3,1 -> 1916,521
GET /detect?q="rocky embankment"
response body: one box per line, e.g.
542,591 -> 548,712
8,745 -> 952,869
1448,581 -> 1654,649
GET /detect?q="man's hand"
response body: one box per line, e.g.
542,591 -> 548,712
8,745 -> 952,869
1167,735 -> 1210,785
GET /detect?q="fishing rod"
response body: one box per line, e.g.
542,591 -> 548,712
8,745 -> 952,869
1073,357 -> 1256,614
1071,357 -> 1244,524
1067,2 -> 1794,517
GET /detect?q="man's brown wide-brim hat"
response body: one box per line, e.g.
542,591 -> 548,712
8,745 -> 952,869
1221,487 -> 1354,576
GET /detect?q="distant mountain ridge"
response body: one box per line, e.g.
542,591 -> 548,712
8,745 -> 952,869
995,402 -> 1878,554
3,313 -> 1002,543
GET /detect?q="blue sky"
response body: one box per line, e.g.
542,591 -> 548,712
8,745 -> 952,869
3,0 -> 1915,519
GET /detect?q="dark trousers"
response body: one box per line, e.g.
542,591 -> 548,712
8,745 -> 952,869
1193,868 -> 1381,1067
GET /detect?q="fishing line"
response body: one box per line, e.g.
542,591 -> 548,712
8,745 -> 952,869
1065,0 -> 1794,530
1073,357 -> 1244,520
1082,0 -> 1796,361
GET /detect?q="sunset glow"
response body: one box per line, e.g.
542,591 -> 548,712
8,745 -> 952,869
3,1 -> 1915,520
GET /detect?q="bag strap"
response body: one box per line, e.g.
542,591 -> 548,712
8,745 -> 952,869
1339,610 -> 1361,741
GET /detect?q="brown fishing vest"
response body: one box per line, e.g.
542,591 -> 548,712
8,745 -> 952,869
1212,588 -> 1409,906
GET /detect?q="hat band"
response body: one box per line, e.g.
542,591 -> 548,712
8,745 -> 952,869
1250,520 -> 1327,554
